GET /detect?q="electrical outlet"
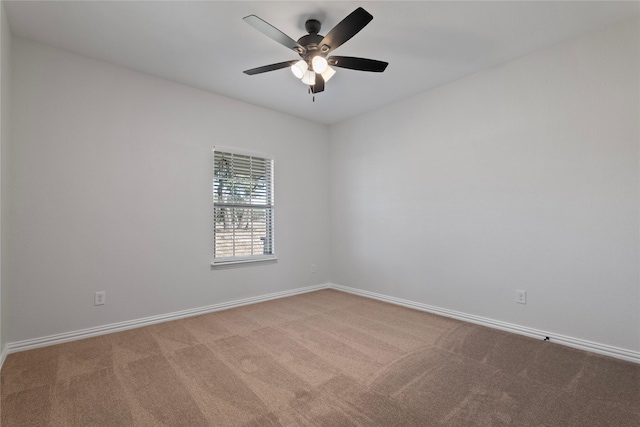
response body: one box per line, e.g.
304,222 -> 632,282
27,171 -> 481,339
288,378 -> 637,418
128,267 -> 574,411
516,290 -> 527,304
94,291 -> 106,306
311,264 -> 316,273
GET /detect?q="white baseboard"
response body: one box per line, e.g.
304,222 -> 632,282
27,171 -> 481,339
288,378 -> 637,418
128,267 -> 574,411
3,283 -> 330,360
0,345 -> 7,369
329,283 -> 640,364
3,282 -> 638,366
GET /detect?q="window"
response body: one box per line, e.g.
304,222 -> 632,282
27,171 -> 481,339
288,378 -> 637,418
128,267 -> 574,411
213,147 -> 275,264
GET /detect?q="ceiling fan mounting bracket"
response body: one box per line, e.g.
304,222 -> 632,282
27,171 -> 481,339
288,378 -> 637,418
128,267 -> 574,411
305,19 -> 321,35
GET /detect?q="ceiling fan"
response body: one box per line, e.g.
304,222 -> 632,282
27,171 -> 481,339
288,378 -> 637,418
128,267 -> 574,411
243,7 -> 388,96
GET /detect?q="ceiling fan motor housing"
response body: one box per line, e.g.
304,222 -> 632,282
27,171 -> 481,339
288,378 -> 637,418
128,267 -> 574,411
297,33 -> 325,60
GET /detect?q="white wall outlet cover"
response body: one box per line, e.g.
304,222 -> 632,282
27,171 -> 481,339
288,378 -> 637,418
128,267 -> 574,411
94,291 -> 106,306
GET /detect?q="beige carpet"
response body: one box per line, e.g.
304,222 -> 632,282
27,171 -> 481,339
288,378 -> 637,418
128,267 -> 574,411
1,289 -> 639,426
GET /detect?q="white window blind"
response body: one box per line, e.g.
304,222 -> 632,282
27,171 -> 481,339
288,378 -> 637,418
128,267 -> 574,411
213,148 -> 275,264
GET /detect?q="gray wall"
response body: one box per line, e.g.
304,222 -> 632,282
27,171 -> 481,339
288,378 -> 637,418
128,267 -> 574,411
329,18 -> 640,352
1,1 -> 12,358
8,38 -> 330,343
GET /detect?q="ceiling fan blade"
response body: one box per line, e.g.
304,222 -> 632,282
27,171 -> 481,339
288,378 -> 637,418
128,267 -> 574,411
244,60 -> 298,75
319,7 -> 373,54
311,73 -> 325,94
244,15 -> 306,54
328,56 -> 388,72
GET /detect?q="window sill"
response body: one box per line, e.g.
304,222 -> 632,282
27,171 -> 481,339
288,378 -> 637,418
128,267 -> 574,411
211,256 -> 278,268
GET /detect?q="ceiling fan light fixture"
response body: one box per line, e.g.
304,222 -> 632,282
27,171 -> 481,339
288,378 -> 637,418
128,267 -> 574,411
311,56 -> 328,73
301,70 -> 316,85
321,66 -> 336,82
291,60 -> 308,79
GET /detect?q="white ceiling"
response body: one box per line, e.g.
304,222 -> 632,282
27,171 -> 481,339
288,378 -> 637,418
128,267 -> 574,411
5,1 -> 639,125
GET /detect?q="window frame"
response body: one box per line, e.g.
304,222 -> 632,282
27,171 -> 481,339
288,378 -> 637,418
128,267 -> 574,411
212,146 -> 276,266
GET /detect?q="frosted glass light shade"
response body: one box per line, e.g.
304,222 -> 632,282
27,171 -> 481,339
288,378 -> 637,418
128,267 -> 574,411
290,60 -> 308,79
311,56 -> 328,73
321,66 -> 336,82
301,70 -> 316,85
